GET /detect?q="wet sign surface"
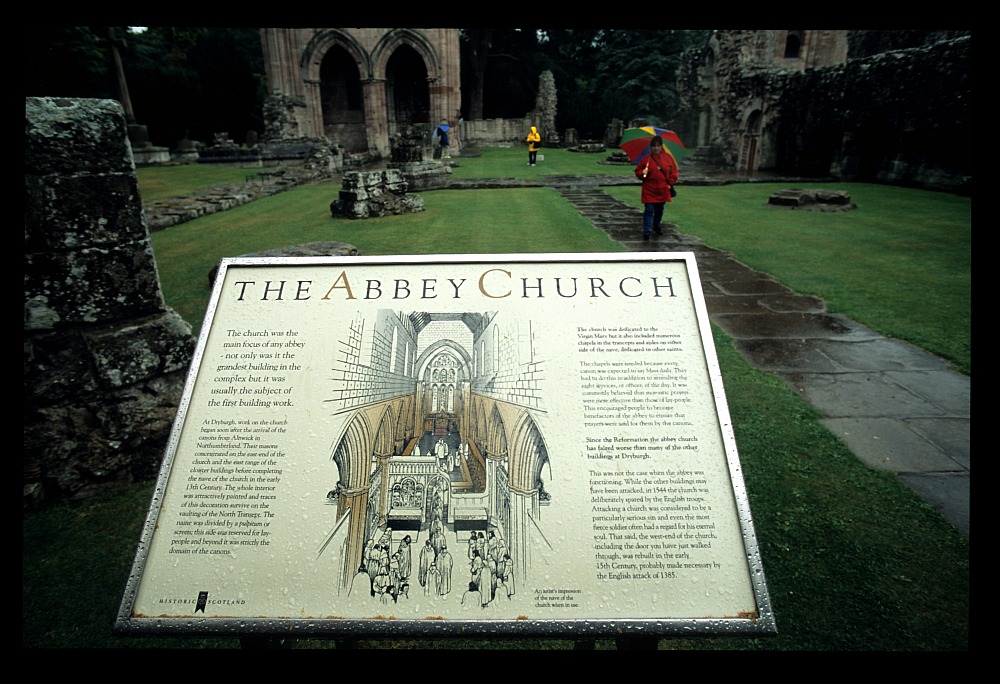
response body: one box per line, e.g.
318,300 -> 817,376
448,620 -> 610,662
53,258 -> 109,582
116,253 -> 775,638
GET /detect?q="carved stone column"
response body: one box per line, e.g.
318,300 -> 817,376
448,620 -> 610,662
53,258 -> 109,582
507,482 -> 539,582
376,451 -> 392,527
362,78 -> 389,156
340,485 -> 370,586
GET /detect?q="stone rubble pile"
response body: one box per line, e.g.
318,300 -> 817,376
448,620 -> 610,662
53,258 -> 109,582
330,169 -> 425,219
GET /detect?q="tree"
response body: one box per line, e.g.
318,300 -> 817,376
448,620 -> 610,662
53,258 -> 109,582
123,27 -> 264,146
460,29 -> 492,121
591,30 -> 712,125
536,29 -> 605,137
461,28 -> 547,121
458,28 -> 712,139
27,27 -> 114,99
27,27 -> 265,148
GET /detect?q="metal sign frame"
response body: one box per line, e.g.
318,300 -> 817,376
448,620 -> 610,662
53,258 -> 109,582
115,252 -> 775,639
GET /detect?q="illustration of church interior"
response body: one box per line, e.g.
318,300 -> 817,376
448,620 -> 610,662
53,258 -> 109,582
322,310 -> 551,603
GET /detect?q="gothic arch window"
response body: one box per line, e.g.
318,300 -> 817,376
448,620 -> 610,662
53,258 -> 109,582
428,353 -> 460,413
492,326 -> 500,373
319,46 -> 366,150
390,326 -> 399,374
386,45 -> 430,126
741,110 -> 764,173
700,48 -> 717,88
784,31 -> 803,59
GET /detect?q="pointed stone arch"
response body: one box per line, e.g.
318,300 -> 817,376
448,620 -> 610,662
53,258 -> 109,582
370,29 -> 442,82
740,108 -> 764,173
374,405 -> 396,457
262,29 -> 460,158
414,339 -> 473,378
300,29 -> 372,78
329,410 -> 374,582
487,405 -> 508,462
330,411 -> 373,489
508,411 -> 549,495
395,395 -> 414,450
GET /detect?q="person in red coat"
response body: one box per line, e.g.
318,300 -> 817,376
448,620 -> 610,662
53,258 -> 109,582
635,136 -> 679,241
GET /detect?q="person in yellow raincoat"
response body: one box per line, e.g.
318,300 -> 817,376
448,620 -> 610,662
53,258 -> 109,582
526,126 -> 541,166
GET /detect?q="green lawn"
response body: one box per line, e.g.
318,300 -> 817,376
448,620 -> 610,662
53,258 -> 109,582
22,153 -> 968,650
149,182 -> 623,336
449,146 -> 626,178
134,163 -> 262,201
146,159 -> 971,377
606,182 -> 971,375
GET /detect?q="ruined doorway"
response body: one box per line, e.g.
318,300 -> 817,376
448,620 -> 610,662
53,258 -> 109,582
385,44 -> 430,134
320,46 -> 367,152
742,110 -> 763,173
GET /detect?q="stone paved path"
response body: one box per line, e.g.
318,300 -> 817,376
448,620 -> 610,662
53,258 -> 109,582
558,186 -> 970,536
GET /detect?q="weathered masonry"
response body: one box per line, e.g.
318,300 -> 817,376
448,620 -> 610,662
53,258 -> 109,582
260,29 -> 461,159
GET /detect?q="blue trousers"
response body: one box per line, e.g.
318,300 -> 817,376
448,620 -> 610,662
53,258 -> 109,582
643,202 -> 665,235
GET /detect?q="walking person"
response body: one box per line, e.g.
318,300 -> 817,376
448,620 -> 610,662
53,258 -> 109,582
436,122 -> 451,159
635,135 -> 679,241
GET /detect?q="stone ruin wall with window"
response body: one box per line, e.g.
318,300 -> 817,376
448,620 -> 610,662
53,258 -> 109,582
260,29 -> 461,160
260,29 -> 559,157
673,30 -> 971,193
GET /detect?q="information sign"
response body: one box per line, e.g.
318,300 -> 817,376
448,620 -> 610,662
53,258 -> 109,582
115,253 -> 775,639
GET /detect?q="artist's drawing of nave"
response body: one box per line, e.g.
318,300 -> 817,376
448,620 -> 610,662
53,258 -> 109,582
321,310 -> 551,600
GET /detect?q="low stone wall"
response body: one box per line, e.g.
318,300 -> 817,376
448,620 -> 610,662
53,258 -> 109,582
144,170 -> 313,231
460,117 -> 534,148
25,97 -> 196,508
144,143 -> 340,231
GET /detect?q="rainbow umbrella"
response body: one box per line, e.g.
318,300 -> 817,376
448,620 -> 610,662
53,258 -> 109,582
618,126 -> 687,165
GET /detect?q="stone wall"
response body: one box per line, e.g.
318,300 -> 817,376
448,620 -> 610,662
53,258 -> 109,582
458,116 -> 537,149
459,117 -> 534,148
260,29 -> 462,158
778,36 -> 971,192
674,31 -> 971,193
459,71 -> 558,149
25,97 -> 195,508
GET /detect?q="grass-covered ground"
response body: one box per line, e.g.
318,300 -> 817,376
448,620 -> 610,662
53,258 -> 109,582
23,150 -> 969,649
605,182 -> 971,375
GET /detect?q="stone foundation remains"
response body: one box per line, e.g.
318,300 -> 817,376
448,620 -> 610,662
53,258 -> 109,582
767,188 -> 856,211
330,169 -> 425,219
25,97 -> 195,509
388,124 -> 452,191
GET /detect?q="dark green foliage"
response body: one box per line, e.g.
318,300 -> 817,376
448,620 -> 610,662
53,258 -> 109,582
591,30 -> 711,125
122,27 -> 265,147
461,29 -> 713,137
27,27 -> 265,149
32,27 -> 711,146
27,27 -> 115,99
